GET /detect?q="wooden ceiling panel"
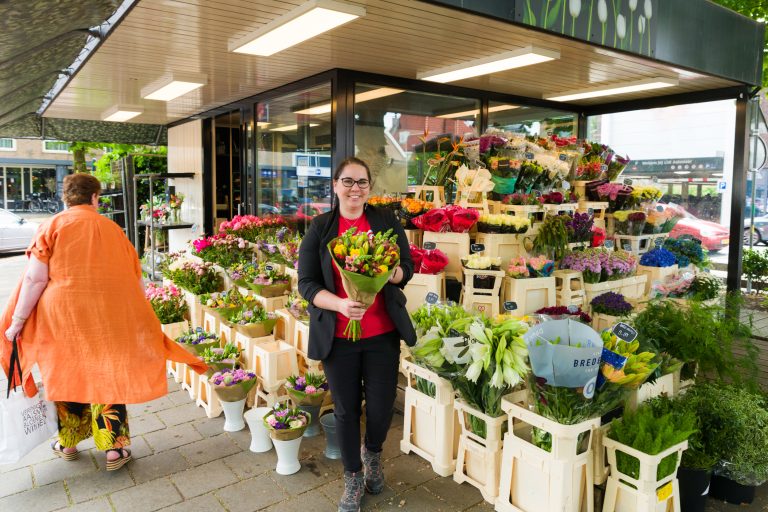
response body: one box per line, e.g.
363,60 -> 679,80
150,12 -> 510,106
45,0 -> 740,124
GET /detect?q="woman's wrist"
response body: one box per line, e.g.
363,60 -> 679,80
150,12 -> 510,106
11,314 -> 27,324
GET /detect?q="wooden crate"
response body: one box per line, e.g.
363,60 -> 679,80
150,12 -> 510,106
577,201 -> 609,220
502,276 -> 557,315
404,229 -> 423,248
453,399 -> 506,504
181,290 -> 204,328
251,339 -> 299,389
181,363 -> 200,400
613,234 -> 653,255
592,423 -> 612,486
602,438 -> 687,512
403,272 -> 446,313
627,370 -> 679,411
591,313 -> 620,332
202,310 -> 220,333
251,293 -> 288,313
543,203 -> 578,217
500,204 -> 545,223
285,267 -> 298,291
414,185 -> 445,207
293,318 -> 310,358
422,231 -> 470,281
196,374 -> 223,418
474,233 -> 528,270
572,181 -> 592,200
234,332 -> 275,370
160,320 -> 189,341
636,264 -> 679,296
554,269 -> 586,308
462,269 -> 505,318
496,402 -> 599,512
583,275 -> 647,307
400,360 -> 460,478
273,309 -> 295,345
218,322 -> 236,345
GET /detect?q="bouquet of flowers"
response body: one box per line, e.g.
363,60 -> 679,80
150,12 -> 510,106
210,368 -> 258,402
98,196 -> 112,214
507,257 -> 530,278
368,195 -> 400,209
199,288 -> 255,316
231,262 -> 290,297
192,233 -> 253,268
651,274 -> 695,298
285,373 -> 329,406
411,208 -> 449,232
575,156 -> 605,181
630,185 -> 663,208
590,292 -> 633,317
476,213 -> 530,234
277,229 -> 301,269
414,246 -> 449,275
639,248 -> 677,268
328,227 -> 400,340
593,183 -> 633,212
515,160 -> 545,193
163,260 -> 223,295
220,214 -> 288,243
221,303 -> 278,338
506,256 -> 554,278
560,248 -> 637,283
613,210 -> 646,236
592,226 -> 607,247
286,291 -> 309,322
535,305 -> 592,324
201,343 -> 242,375
445,205 -> 480,233
501,193 -> 542,206
169,193 -> 184,210
176,328 -> 220,355
566,212 -> 594,243
663,237 -> 710,269
263,403 -> 311,441
606,154 -> 630,182
462,254 -> 501,270
400,198 -> 433,228
145,283 -> 188,324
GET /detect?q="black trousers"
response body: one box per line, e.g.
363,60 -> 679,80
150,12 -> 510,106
323,330 -> 400,473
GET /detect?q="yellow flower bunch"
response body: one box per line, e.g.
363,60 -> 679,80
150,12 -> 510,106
600,331 -> 658,389
631,185 -> 663,202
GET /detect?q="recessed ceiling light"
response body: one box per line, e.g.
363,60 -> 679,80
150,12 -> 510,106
418,46 -> 559,83
544,78 -> 678,102
437,104 -> 519,119
270,123 -> 320,132
230,0 -> 366,57
142,73 -> 207,101
293,87 -> 405,115
102,105 -> 143,122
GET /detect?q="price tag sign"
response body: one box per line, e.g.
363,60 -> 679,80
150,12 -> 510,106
600,164 -> 608,172
423,241 -> 437,250
623,243 -> 632,251
562,181 -> 571,191
470,243 -> 485,253
656,205 -> 664,212
195,327 -> 203,333
567,304 -> 579,313
652,175 -> 659,183
559,153 -> 568,161
656,482 -> 673,502
623,178 -> 633,186
654,237 -> 664,248
503,301 -> 518,312
612,322 -> 638,343
534,190 -> 543,197
265,263 -> 275,272
425,292 -> 439,304
588,208 -> 594,216
525,152 -> 534,160
604,240 -> 615,249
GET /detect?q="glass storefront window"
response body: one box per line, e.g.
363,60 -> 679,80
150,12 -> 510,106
354,84 -> 479,192
256,83 -> 332,231
4,168 -> 22,210
487,102 -> 577,137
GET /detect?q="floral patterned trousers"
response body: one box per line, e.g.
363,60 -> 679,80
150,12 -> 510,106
55,402 -> 131,451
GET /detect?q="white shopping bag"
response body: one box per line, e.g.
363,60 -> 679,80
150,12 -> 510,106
0,339 -> 58,465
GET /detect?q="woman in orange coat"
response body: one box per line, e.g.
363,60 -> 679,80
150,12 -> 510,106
2,173 -> 206,471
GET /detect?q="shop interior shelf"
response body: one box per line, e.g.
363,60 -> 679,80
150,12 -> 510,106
136,220 -> 193,230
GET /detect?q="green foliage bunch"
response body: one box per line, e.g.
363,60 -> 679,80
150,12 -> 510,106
686,273 -> 721,301
743,249 -> 768,292
607,403 -> 697,480
531,214 -> 570,261
631,297 -> 758,388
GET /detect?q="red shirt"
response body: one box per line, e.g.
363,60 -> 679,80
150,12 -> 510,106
333,214 -> 396,339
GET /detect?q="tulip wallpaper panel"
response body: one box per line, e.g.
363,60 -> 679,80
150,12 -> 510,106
519,0 -> 658,56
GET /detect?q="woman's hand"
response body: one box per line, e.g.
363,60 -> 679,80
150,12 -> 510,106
4,318 -> 24,342
336,298 -> 366,320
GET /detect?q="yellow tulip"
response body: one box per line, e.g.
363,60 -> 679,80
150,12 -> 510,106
333,244 -> 347,258
378,265 -> 389,273
350,248 -> 361,258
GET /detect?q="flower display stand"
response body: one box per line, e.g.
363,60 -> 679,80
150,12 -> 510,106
161,320 -> 189,341
583,275 -> 647,306
496,402 -> 599,512
196,373 -> 223,418
573,181 -> 592,200
577,201 -> 609,222
234,332 -> 275,370
400,360 -> 460,478
273,309 -> 294,345
251,339 -> 299,389
613,235 -> 653,255
253,380 -> 290,408
627,370 -> 679,411
501,204 -> 545,224
453,399 -> 506,504
212,264 -> 234,290
592,423 -> 612,486
285,267 -> 298,291
461,269 -> 506,318
202,310 -> 219,333
181,363 -> 200,400
422,231 -> 470,281
403,272 -> 446,314
474,233 -> 528,270
543,203 -> 579,217
554,270 -> 586,308
292,317 -> 310,359
637,265 -> 679,296
592,313 -> 620,332
502,276 -> 557,315
167,361 -> 182,382
244,406 -> 273,453
456,190 -> 491,214
218,322 -> 235,345
181,289 -> 204,328
602,438 -> 688,512
405,229 -> 423,248
414,185 -> 445,208
399,340 -> 413,378
251,293 -> 289,313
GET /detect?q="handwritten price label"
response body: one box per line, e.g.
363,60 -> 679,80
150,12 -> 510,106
525,152 -> 534,160
604,240 -> 615,249
425,292 -> 439,304
503,301 -> 517,312
612,322 -> 638,343
470,243 -> 485,253
265,263 -> 275,272
423,241 -> 436,250
623,178 -> 633,186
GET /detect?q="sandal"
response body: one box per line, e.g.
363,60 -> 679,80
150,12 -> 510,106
105,448 -> 132,471
51,441 -> 79,461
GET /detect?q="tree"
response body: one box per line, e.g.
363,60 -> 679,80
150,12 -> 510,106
710,0 -> 768,88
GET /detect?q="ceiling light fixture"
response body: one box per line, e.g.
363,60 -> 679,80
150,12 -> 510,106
437,104 -> 519,119
102,105 -> 143,122
293,87 -> 405,115
230,0 -> 366,56
418,46 -> 559,83
142,73 -> 207,101
270,123 -> 320,132
544,77 -> 678,102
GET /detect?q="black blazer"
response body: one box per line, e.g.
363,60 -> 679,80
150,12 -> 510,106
298,204 -> 417,361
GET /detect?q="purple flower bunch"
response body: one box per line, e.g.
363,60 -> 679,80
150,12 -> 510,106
264,403 -> 309,430
639,248 -> 677,268
177,329 -> 219,345
627,211 -> 646,222
210,368 -> 256,386
560,250 -> 602,283
560,249 -> 637,283
590,291 -> 633,317
478,134 -> 508,154
600,250 -> 637,280
286,373 -> 329,395
567,212 -> 594,243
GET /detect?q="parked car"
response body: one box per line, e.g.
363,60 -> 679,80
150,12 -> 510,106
256,204 -> 280,216
744,215 -> 768,245
0,209 -> 39,253
659,203 -> 730,251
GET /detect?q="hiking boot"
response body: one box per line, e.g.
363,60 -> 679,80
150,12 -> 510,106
338,470 -> 364,512
361,445 -> 384,494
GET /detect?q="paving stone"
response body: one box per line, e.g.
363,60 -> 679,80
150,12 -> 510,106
0,482 -> 69,512
262,487 -> 336,512
165,390 -> 192,407
64,497 -> 115,512
0,436 -> 57,473
129,414 -> 166,436
143,423 -> 203,453
384,453 -> 437,493
320,476 -> 396,510
422,476 -> 485,510
127,396 -> 173,417
65,467 -> 134,503
221,449 -> 274,480
226,427 -> 254,451
0,467 -> 33,498
170,460 -> 238,499
269,454 -> 338,495
127,436 -> 154,459
128,450 -> 190,485
156,403 -> 206,427
215,473 -> 288,512
110,477 -> 182,512
156,493 -> 225,511
177,434 -> 240,467
191,416 -> 226,438
33,451 -> 98,486
464,501 -> 496,511
377,486 -> 457,511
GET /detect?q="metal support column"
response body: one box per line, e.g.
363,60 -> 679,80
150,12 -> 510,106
726,90 -> 751,293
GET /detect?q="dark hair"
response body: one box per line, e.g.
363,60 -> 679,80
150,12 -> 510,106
63,173 -> 101,207
333,157 -> 371,181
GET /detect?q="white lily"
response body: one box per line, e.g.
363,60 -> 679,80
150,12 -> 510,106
465,359 -> 484,383
644,0 -> 652,19
629,0 -> 637,11
597,0 -> 608,23
638,14 -> 646,34
490,365 -> 505,388
616,14 -> 627,39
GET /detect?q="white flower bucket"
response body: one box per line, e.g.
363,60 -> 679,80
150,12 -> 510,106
273,437 -> 302,475
244,407 -> 273,453
221,398 -> 246,432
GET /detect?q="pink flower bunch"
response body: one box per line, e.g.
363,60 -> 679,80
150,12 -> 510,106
221,215 -> 288,243
264,403 -> 310,430
653,274 -> 694,298
601,250 -> 637,279
596,183 -> 630,201
145,282 -> 181,302
210,368 -> 256,386
507,257 -> 530,278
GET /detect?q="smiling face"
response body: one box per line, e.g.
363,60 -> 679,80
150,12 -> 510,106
333,162 -> 371,211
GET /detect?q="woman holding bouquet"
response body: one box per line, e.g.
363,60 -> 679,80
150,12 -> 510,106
298,157 -> 416,512
1,174 -> 207,471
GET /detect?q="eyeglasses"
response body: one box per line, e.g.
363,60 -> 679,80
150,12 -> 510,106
338,177 -> 370,189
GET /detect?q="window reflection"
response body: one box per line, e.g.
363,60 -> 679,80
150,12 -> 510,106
488,101 -> 576,137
